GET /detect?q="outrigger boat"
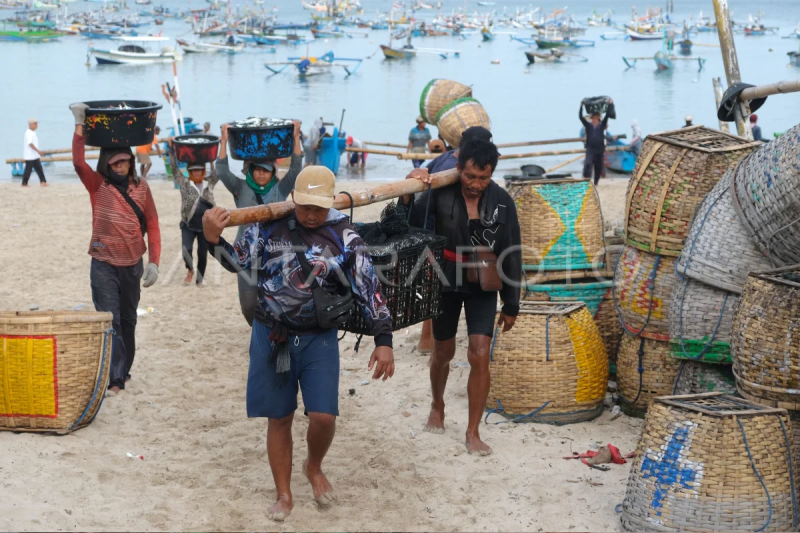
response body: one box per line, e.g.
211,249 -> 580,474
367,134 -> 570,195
265,50 -> 362,77
623,50 -> 706,71
525,48 -> 587,63
88,35 -> 181,64
0,22 -> 62,41
790,43 -> 800,67
381,25 -> 459,59
177,37 -> 244,53
626,28 -> 663,40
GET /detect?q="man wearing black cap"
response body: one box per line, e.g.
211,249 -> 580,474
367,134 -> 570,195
400,134 -> 522,456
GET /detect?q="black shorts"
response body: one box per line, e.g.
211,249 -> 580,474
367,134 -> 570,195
432,290 -> 498,341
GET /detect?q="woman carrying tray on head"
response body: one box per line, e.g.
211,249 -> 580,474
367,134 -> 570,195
216,120 -> 303,326
399,137 -> 522,456
202,166 -> 395,522
167,137 -> 219,287
69,103 -> 162,397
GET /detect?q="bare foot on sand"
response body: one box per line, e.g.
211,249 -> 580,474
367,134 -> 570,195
466,434 -> 492,456
183,270 -> 194,285
268,496 -> 292,521
303,461 -> 336,506
424,407 -> 445,434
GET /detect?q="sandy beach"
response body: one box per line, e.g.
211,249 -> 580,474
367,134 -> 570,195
0,174 -> 640,532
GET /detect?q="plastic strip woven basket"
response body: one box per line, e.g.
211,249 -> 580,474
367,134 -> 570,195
621,393 -> 799,532
0,311 -> 113,434
732,265 -> 800,406
487,301 -> 608,425
625,126 -> 759,257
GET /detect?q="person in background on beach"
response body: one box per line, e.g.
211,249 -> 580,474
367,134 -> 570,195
202,166 -> 395,522
683,114 -> 694,128
579,99 -> 613,185
408,116 -> 433,168
409,126 -> 494,355
346,136 -> 367,168
203,122 -> 211,134
167,137 -> 218,287
22,118 -> 47,187
629,119 -> 643,158
430,138 -> 445,155
136,126 -> 162,180
400,137 -> 522,456
750,114 -> 763,141
69,103 -> 161,397
217,120 -> 303,326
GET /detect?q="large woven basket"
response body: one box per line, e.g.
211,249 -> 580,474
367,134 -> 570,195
668,277 -> 739,364
419,79 -> 472,124
0,311 -> 114,433
671,360 -> 736,395
487,302 -> 608,425
616,333 -> 681,417
625,126 -> 759,256
621,393 -> 798,532
675,168 -> 772,294
509,178 -> 606,274
736,391 -> 800,477
613,246 -> 678,337
733,124 -> 800,266
523,275 -> 621,362
733,266 -> 800,406
435,97 -> 491,149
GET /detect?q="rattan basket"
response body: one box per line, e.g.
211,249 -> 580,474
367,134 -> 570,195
509,178 -> 607,274
675,168 -> 772,294
523,276 -> 621,362
737,390 -> 800,477
617,333 -> 681,418
613,246 -> 678,337
625,126 -> 759,257
621,393 -> 799,532
0,311 -> 114,433
733,126 -> 800,267
487,302 -> 608,425
733,265 -> 800,406
435,97 -> 491,150
669,277 -> 739,364
419,79 -> 472,125
671,360 -> 736,395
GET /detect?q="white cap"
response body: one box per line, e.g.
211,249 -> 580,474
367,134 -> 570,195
28,117 -> 37,124
685,114 -> 693,122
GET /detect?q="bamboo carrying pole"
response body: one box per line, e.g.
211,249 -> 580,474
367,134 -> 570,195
364,141 -> 407,149
712,0 -> 752,139
6,150 -> 162,164
344,146 -> 404,156
740,79 -> 800,100
396,145 -> 626,161
227,168 -> 460,227
29,137 -> 170,157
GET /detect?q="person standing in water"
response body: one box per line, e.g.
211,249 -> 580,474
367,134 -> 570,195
216,120 -> 303,326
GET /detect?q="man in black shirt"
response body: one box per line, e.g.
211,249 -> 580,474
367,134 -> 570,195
579,98 -> 613,185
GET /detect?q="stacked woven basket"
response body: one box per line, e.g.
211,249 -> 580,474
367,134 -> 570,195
419,79 -> 489,149
615,126 -> 759,417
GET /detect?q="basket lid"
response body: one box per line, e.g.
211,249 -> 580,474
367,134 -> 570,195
655,392 -> 787,418
512,301 -> 585,316
0,310 -> 114,325
646,125 -> 762,153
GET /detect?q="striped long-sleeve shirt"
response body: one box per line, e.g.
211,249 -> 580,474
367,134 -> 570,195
72,133 -> 161,267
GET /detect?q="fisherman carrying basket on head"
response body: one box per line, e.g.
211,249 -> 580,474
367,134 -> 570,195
69,103 -> 162,397
216,119 -> 303,326
202,166 -> 395,522
399,134 -> 522,456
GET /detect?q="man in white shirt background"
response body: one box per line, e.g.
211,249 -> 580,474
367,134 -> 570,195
22,118 -> 47,187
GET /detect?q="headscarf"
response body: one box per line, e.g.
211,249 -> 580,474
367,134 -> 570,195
631,119 -> 642,139
97,147 -> 137,189
243,161 -> 277,196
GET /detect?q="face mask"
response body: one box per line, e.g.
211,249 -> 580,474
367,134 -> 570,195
108,167 -> 129,187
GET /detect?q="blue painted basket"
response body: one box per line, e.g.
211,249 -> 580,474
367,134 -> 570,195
227,122 -> 294,161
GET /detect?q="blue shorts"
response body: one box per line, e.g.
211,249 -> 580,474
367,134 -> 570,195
247,321 -> 340,419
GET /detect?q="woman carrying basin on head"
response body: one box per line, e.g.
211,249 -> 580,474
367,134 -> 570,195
216,119 -> 303,326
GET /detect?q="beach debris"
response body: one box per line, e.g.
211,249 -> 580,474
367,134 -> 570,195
610,405 -> 622,420
29,304 -> 39,311
408,426 -> 416,439
126,452 -> 144,461
72,304 -> 87,311
348,388 -> 355,396
491,59 -> 500,64
357,380 -> 369,386
402,410 -> 411,417
136,307 -> 155,316
563,444 -> 629,470
229,117 -> 293,129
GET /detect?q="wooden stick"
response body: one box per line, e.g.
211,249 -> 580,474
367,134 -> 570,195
397,145 -> 626,160
29,137 -> 170,157
227,168 -> 460,227
740,79 -> 800,100
496,136 -> 628,149
545,154 -> 585,173
6,150 -> 162,164
344,146 -> 405,156
363,141 -> 407,149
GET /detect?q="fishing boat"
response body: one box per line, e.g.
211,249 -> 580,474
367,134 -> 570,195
525,49 -> 587,63
265,50 -> 362,77
310,27 -> 350,38
88,35 -> 181,64
678,39 -> 692,54
744,24 -> 777,36
380,43 -> 415,58
605,138 -> 636,173
177,38 -> 244,53
790,44 -> 800,67
0,22 -> 62,41
626,28 -> 662,40
32,1 -> 57,9
587,10 -> 611,26
477,1 -> 495,6
623,51 -> 705,70
481,27 -> 493,41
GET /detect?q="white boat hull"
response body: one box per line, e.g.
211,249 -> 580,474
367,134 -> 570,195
90,48 -> 182,64
178,40 -> 245,53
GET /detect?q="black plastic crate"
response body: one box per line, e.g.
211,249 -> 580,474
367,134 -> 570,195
342,236 -> 447,335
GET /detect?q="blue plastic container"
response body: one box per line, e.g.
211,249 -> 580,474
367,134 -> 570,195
227,122 -> 294,161
317,127 -> 347,174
